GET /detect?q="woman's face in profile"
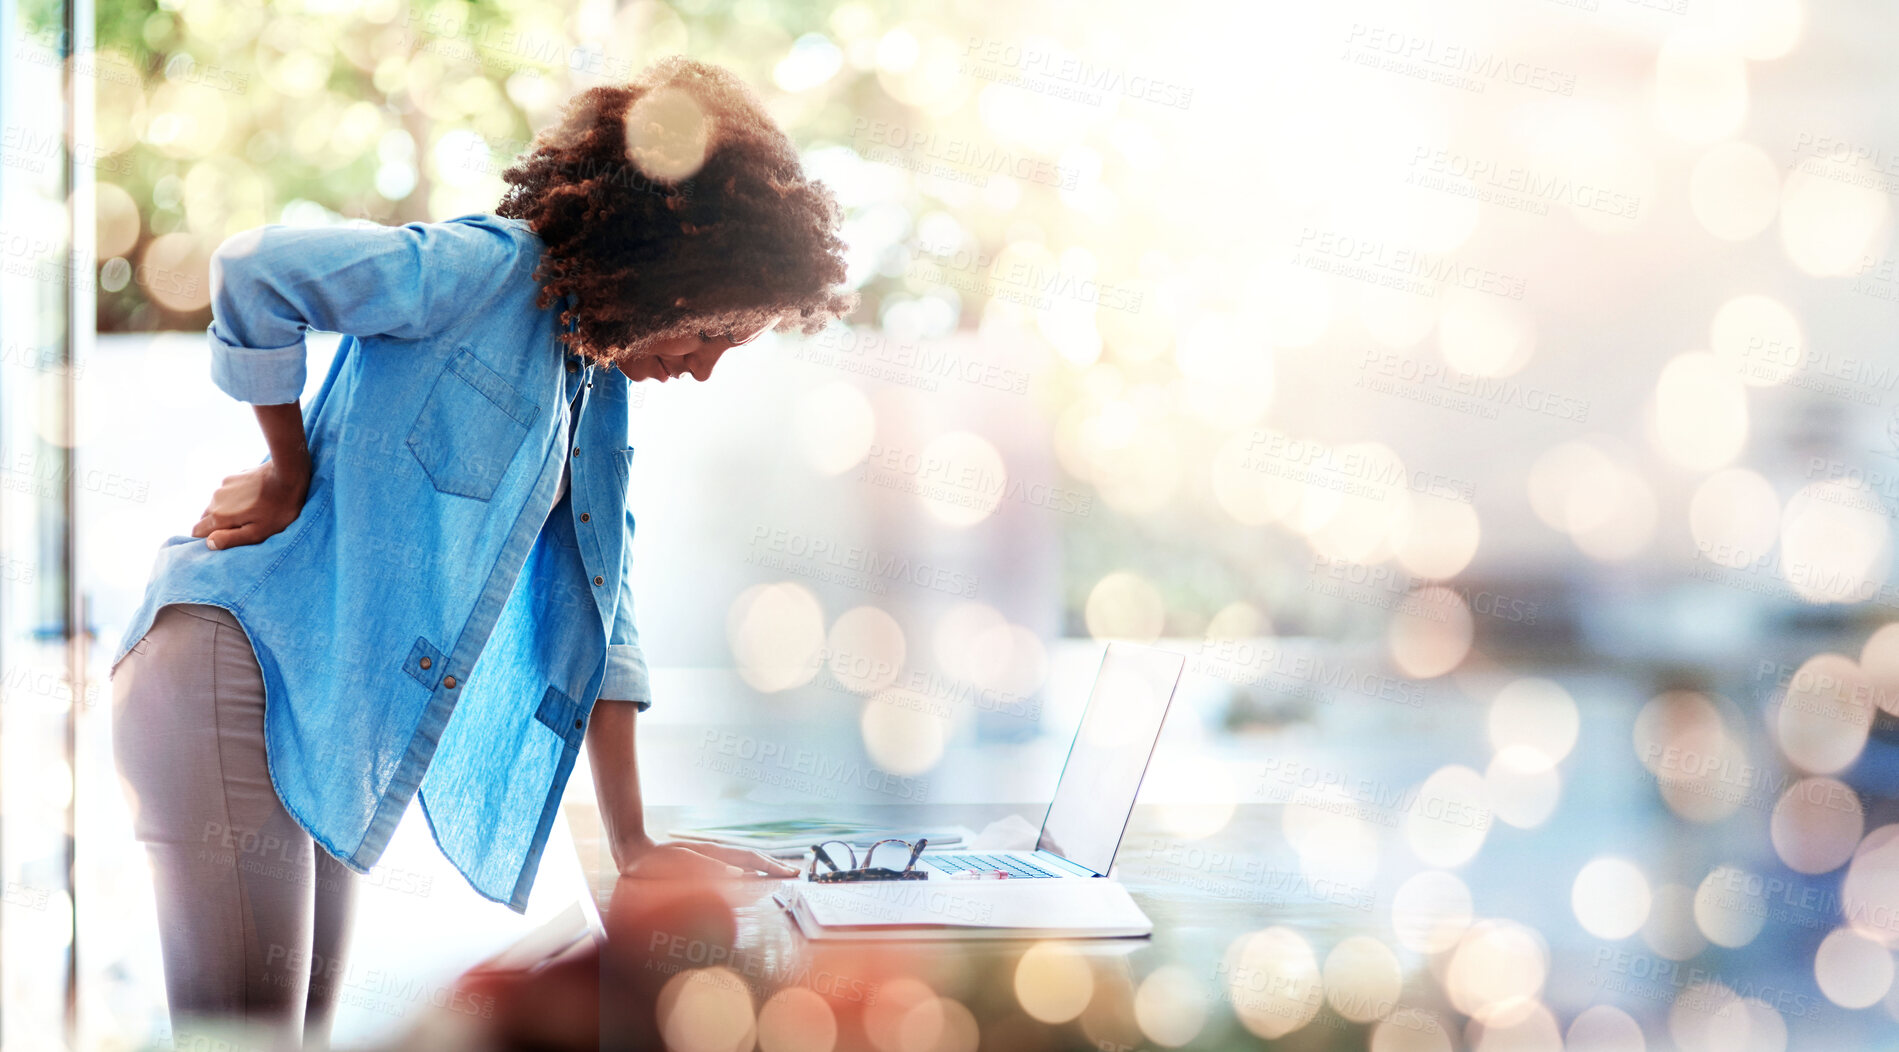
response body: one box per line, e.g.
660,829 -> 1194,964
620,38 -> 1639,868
617,316 -> 779,384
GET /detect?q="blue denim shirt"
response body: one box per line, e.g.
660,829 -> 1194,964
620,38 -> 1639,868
109,212 -> 651,912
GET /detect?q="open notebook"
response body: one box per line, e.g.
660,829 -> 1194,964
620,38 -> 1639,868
774,879 -> 1152,941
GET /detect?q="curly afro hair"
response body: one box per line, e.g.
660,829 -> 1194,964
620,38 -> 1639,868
496,56 -> 857,364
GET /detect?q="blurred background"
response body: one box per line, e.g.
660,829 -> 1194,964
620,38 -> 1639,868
6,0 -> 1899,1048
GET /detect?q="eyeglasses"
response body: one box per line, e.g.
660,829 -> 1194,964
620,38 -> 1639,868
807,838 -> 929,882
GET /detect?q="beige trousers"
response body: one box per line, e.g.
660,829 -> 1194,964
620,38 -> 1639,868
112,602 -> 357,1051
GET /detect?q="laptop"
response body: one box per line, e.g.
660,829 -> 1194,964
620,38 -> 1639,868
915,641 -> 1186,881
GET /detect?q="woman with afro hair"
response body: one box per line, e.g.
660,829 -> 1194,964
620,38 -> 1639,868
109,56 -> 853,1048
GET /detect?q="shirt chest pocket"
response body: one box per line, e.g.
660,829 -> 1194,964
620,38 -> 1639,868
407,347 -> 542,502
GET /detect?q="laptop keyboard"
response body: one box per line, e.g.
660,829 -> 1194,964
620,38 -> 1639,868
922,853 -> 1058,878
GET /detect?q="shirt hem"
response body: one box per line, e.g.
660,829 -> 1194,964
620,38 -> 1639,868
125,597 -> 374,876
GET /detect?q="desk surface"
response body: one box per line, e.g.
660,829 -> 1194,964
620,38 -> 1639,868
560,710 -> 1895,1050
565,801 -> 1434,1051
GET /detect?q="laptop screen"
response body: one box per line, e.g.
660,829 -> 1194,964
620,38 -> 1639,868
1035,643 -> 1186,876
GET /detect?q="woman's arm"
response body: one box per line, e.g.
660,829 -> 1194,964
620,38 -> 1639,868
192,218 -> 518,549
584,699 -> 798,879
206,219 -> 517,404
585,698 -> 652,869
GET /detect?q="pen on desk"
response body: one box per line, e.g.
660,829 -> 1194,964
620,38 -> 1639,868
951,870 -> 1011,880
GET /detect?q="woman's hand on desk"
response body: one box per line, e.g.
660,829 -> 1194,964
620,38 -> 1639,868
615,835 -> 801,880
191,459 -> 311,550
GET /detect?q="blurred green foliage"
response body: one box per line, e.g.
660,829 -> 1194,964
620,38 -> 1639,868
60,0 -> 1276,635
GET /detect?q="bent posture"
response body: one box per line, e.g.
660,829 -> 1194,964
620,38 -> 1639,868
110,57 -> 854,1048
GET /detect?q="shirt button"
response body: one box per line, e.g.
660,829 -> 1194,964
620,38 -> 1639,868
572,447 -> 580,458
419,656 -> 431,670
579,513 -> 590,522
573,718 -> 584,730
594,576 -> 605,586
566,360 -> 578,373
443,676 -> 458,689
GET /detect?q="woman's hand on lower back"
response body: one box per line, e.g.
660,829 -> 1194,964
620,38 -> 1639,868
191,459 -> 311,550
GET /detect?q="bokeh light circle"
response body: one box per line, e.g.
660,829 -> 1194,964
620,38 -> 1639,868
1572,858 -> 1653,940
861,687 -> 948,775
1841,825 -> 1899,949
1223,927 -> 1322,1039
1861,622 -> 1899,716
727,583 -> 825,692
1133,964 -> 1208,1048
656,967 -> 757,1052
1488,677 -> 1580,764
1085,571 -> 1165,642
826,606 -> 906,694
1565,1004 -> 1646,1052
1643,883 -> 1708,961
757,987 -> 836,1052
1694,865 -> 1768,948
1404,766 -> 1491,868
1779,479 -> 1893,603
1779,167 -> 1890,277
1633,690 -> 1750,822
1652,352 -> 1749,470
1323,936 -> 1403,1024
1391,870 -> 1474,953
914,431 -> 1007,527
1773,653 -> 1875,774
1443,919 -> 1548,1026
1387,587 -> 1474,679
1015,942 -> 1094,1023
1484,746 -> 1560,829
1689,468 -> 1781,568
1769,776 -> 1864,874
1709,295 -> 1802,386
1814,927 -> 1895,1009
623,84 -> 711,183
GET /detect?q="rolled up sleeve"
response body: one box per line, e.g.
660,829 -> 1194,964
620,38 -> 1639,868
600,642 -> 651,712
205,217 -> 514,405
207,325 -> 309,407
